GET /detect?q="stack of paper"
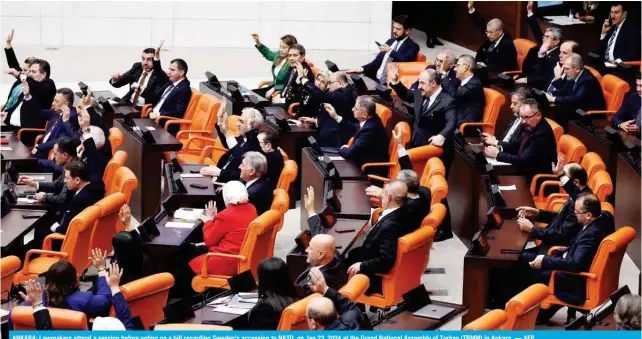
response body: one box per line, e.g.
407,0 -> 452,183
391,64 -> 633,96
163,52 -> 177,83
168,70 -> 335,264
165,221 -> 194,229
486,157 -> 511,166
213,306 -> 250,315
174,208 -> 205,221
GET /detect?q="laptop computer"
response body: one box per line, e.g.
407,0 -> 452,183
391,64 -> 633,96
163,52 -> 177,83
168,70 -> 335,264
402,285 -> 456,320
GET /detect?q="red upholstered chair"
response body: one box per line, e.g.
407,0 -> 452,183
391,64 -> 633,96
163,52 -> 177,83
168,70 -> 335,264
502,283 -> 550,330
459,87 -> 506,136
1,256 -> 21,299
90,192 -> 127,253
11,306 -> 88,330
502,38 -> 538,76
463,309 -> 507,330
111,273 -> 175,330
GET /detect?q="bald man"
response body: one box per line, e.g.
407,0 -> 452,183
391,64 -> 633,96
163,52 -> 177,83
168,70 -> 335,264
295,234 -> 347,295
305,268 -> 363,330
468,1 -> 517,77
345,180 -> 408,294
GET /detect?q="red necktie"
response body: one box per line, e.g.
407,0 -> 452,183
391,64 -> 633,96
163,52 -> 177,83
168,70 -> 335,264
131,71 -> 149,107
519,130 -> 531,153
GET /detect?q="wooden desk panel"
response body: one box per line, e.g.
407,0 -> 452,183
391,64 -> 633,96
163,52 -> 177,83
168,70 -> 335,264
1,209 -> 47,250
0,132 -> 36,168
614,153 -> 641,270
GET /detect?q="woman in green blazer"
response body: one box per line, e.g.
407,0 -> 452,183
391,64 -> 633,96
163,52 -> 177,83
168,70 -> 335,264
252,33 -> 298,99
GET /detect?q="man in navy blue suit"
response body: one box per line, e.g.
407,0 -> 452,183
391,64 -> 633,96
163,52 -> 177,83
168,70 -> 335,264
520,193 -> 615,323
441,54 -> 485,126
29,88 -> 77,159
334,95 -> 389,179
612,74 -> 641,135
148,58 -> 191,135
544,53 -> 606,112
347,15 -> 420,84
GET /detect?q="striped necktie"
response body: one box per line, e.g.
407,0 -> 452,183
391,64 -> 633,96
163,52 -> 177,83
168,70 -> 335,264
605,25 -> 619,60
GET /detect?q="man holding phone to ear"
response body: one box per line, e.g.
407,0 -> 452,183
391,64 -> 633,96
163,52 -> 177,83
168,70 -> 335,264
346,15 -> 420,84
598,2 -> 640,64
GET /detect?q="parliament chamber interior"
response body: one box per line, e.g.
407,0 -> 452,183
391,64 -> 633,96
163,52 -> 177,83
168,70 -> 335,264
0,0 -> 640,333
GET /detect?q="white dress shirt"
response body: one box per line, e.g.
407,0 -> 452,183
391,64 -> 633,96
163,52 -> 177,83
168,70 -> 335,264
502,117 -> 522,142
133,69 -> 153,107
602,18 -> 626,61
9,100 -> 23,127
376,36 -> 409,80
460,74 -> 474,87
245,178 -> 258,188
152,78 -> 184,114
426,87 -> 442,111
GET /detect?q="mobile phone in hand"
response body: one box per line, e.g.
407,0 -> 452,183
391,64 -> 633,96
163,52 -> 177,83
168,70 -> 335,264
375,41 -> 381,47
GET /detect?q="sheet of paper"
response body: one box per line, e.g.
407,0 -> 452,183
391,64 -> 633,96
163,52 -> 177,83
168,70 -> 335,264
23,229 -> 35,245
329,156 -> 344,161
287,119 -> 302,126
213,306 -> 250,315
0,146 -> 12,151
486,157 -> 511,166
207,295 -> 232,307
146,127 -> 156,131
173,208 -> 205,221
604,61 -> 617,68
498,185 -> 517,191
0,308 -> 9,318
543,16 -> 586,26
525,241 -> 538,250
180,173 -> 203,179
31,176 -> 47,181
17,198 -> 35,204
165,221 -> 194,229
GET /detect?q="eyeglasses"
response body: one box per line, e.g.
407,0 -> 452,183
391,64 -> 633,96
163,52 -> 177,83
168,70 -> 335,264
485,30 -> 498,35
519,113 -> 538,121
574,209 -> 589,215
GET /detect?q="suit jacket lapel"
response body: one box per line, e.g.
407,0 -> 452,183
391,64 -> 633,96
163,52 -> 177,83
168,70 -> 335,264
423,93 -> 442,118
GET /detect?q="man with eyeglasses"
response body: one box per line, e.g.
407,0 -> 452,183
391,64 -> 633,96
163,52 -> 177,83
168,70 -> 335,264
483,98 -> 556,181
441,54 -> 485,127
467,1 -> 518,80
520,193 -> 615,324
544,53 -> 606,112
514,1 -> 563,90
409,51 -> 457,91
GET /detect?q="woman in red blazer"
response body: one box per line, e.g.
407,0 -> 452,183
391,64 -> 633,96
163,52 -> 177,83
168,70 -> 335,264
170,181 -> 259,298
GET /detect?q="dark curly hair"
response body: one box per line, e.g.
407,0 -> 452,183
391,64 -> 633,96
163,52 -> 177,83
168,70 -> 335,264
45,261 -> 80,308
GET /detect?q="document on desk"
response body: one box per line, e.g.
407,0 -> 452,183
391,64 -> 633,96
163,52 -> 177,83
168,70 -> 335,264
0,146 -> 12,151
543,16 -> 587,26
207,295 -> 232,307
287,119 -> 302,126
180,173 -> 203,179
23,229 -> 35,245
525,241 -> 538,250
213,306 -> 250,315
31,176 -> 47,181
146,127 -> 156,131
165,221 -> 194,229
604,61 -> 618,68
498,185 -> 517,191
328,156 -> 344,161
17,197 -> 36,204
173,208 -> 204,221
486,157 -> 511,166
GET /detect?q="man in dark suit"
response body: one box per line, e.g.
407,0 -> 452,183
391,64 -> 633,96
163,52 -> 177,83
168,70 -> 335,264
409,50 -> 457,90
29,88 -> 77,159
612,74 -> 641,135
345,180 -> 408,294
18,137 -> 77,212
441,54 -> 485,126
598,2 -> 641,63
347,15 -> 420,84
109,40 -> 169,108
258,130 -> 285,184
391,68 -> 457,173
520,193 -> 615,323
467,1 -> 518,76
299,72 -> 358,147
306,268 -> 364,330
239,151 -> 273,215
484,98 -> 557,181
515,2 -> 562,90
148,58 -> 191,135
517,161 -> 593,256
273,44 -> 315,106
487,87 -> 530,145
295,234 -> 347,295
200,108 -> 264,183
545,53 -> 606,112
52,160 -> 105,235
335,95 -> 389,179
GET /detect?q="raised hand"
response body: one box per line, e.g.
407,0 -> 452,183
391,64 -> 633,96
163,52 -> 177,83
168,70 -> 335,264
468,1 -> 475,12
527,1 -> 533,13
303,186 -> 315,215
89,248 -> 108,271
18,280 -> 43,306
205,200 -> 217,220
324,103 -> 339,121
392,127 -> 404,145
251,33 -> 260,45
111,73 -> 122,82
155,39 -> 165,59
107,262 -> 123,290
390,63 -> 400,83
118,205 -> 132,226
81,88 -> 92,106
551,153 -> 565,175
6,29 -> 14,48
307,267 -> 328,294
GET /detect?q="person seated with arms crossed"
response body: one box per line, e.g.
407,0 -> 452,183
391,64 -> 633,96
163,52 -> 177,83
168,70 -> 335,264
293,68 -> 331,118
8,249 -> 118,330
347,15 -> 420,84
305,267 -> 365,330
467,1 -> 518,77
483,98 -> 557,181
51,159 -> 105,235
515,2 -> 563,90
441,54 -> 485,127
598,2 -> 640,64
294,232 -> 347,296
147,58 -> 191,136
298,71 -> 358,148
18,138 -> 77,212
251,33 -> 298,99
29,88 -> 76,159
237,151 -> 273,215
272,44 -> 314,106
544,53 -> 606,112
615,294 -> 642,330
19,257 -> 134,330
201,107 -> 264,183
344,180 -> 408,295
109,40 -> 168,109
1,29 -> 37,128
612,74 -> 641,136
248,257 -> 299,330
390,67 -> 457,173
520,193 -> 615,324
516,155 -> 593,256
257,130 -> 284,184
328,95 -> 389,179
170,182 -> 258,298
496,87 -> 531,145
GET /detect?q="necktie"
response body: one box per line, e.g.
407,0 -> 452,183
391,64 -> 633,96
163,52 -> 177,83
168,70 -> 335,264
377,41 -> 400,84
5,83 -> 24,112
605,25 -> 619,60
518,129 -> 531,153
131,71 -> 149,107
422,98 -> 430,112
